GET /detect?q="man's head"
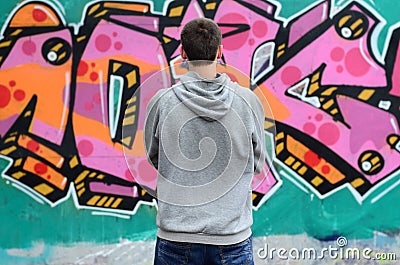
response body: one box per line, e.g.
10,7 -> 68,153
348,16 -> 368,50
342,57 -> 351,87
180,18 -> 222,63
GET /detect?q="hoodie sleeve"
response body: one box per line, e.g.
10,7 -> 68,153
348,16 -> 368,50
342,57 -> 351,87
144,90 -> 164,169
252,96 -> 266,174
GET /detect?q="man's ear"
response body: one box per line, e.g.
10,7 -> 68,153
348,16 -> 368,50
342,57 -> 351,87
180,46 -> 188,60
217,45 -> 223,59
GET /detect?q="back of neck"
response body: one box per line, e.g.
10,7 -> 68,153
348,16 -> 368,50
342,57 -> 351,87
188,61 -> 217,79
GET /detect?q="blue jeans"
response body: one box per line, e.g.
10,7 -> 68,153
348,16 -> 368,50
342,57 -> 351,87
154,236 -> 254,265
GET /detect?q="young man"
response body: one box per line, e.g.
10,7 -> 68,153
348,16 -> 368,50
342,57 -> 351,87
144,18 -> 265,265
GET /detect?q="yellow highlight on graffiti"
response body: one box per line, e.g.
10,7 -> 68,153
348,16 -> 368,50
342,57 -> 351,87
104,3 -> 149,13
0,40 -> 12,48
350,18 -> 363,30
34,183 -> 54,196
113,62 -> 122,72
0,146 -> 17,155
77,35 -> 86,42
11,29 -> 23,36
264,120 -> 274,130
122,136 -> 132,147
276,132 -> 284,141
12,171 -> 25,180
131,96 -> 137,103
69,155 -> 79,169
351,178 -> 364,188
311,176 -> 324,187
388,135 -> 399,145
358,89 -> 375,101
123,115 -> 136,126
76,182 -> 84,190
111,198 -> 123,208
126,70 -> 137,88
298,166 -> 308,175
78,188 -> 86,197
322,99 -> 334,109
330,108 -> 339,115
75,170 -> 89,184
104,197 -> 115,207
276,142 -> 284,155
311,72 -> 320,83
205,3 -> 216,10
292,161 -> 301,170
169,6 -> 184,17
361,152 -> 372,161
163,36 -> 171,44
126,105 -> 137,115
339,15 -> 351,27
94,10 -> 108,18
308,82 -> 320,95
88,4 -> 101,15
285,156 -> 295,166
353,28 -> 364,38
321,86 -> 337,96
87,195 -> 101,206
96,196 -> 109,207
14,158 -> 22,167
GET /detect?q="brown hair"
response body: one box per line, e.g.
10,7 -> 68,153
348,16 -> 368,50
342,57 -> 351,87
180,18 -> 222,62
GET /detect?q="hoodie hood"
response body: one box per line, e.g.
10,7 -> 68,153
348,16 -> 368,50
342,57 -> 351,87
173,71 -> 234,121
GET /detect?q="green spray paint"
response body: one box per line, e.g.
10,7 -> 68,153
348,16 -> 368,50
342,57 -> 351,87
0,156 -> 157,249
253,166 -> 400,239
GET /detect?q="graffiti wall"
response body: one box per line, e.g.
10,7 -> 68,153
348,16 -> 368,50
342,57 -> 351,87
0,0 -> 399,263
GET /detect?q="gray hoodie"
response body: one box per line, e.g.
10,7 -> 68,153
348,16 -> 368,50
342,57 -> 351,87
144,71 -> 265,245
